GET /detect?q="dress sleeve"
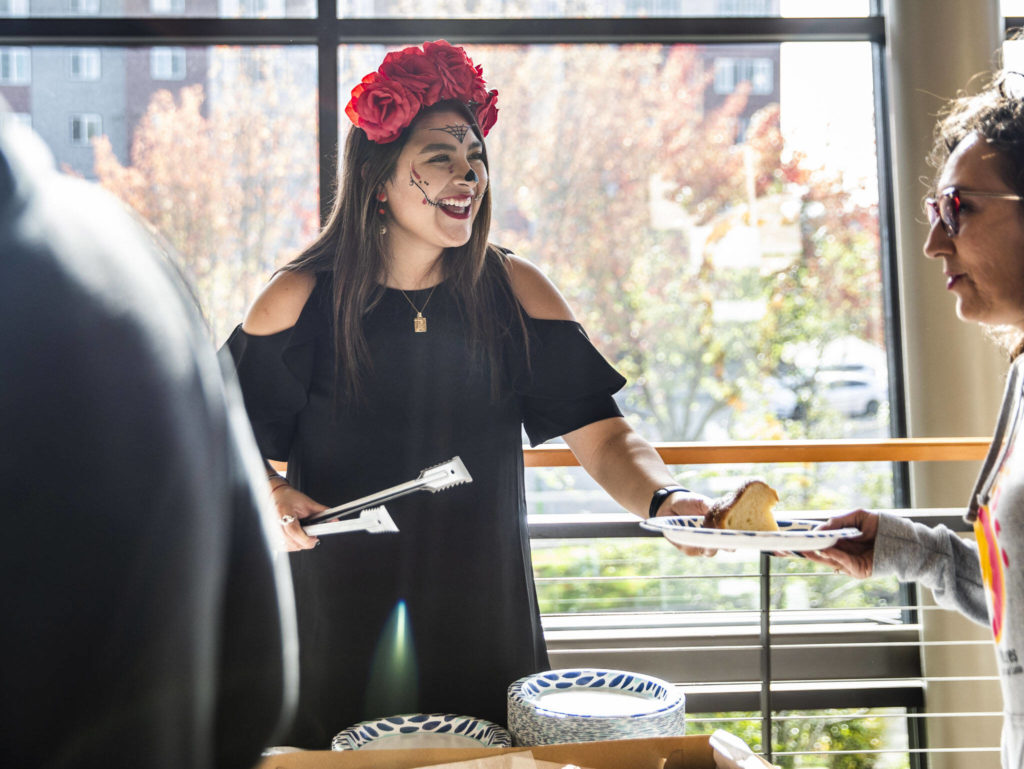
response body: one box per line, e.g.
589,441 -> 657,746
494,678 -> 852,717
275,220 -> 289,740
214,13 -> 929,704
222,291 -> 321,462
516,317 -> 627,447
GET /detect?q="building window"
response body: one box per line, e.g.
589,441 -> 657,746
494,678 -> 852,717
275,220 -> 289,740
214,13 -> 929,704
67,0 -> 100,14
0,0 -> 29,17
150,0 -> 185,14
718,0 -> 774,13
150,47 -> 187,80
68,48 -> 101,80
239,0 -> 284,17
713,56 -> 775,95
69,113 -> 102,145
0,47 -> 30,84
0,112 -> 32,130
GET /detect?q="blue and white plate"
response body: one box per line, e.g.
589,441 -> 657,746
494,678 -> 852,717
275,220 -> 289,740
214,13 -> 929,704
640,516 -> 861,552
507,668 -> 685,746
331,713 -> 511,751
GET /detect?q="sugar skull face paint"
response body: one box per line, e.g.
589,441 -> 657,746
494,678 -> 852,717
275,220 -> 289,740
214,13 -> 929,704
405,122 -> 487,210
382,109 -> 489,256
436,123 -> 469,143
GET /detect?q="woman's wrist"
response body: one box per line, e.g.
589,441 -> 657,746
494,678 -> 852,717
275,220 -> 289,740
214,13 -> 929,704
648,485 -> 690,518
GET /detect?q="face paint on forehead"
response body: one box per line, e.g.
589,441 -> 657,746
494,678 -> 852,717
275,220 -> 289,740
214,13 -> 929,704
431,124 -> 470,143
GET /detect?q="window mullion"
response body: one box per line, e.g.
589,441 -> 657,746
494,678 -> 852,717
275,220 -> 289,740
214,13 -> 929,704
759,551 -> 773,762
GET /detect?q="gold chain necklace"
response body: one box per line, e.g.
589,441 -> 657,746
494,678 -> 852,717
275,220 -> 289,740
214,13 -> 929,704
399,285 -> 438,333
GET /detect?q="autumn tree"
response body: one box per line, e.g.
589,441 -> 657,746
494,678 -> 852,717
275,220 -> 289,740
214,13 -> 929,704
481,44 -> 883,445
93,48 -> 319,343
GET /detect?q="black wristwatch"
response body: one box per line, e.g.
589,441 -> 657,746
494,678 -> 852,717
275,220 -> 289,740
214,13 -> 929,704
648,485 -> 690,518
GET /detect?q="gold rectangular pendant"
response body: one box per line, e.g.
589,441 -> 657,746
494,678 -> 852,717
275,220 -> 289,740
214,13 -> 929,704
414,315 -> 427,333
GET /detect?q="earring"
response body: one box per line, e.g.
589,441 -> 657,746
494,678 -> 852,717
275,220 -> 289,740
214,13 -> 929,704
375,193 -> 387,235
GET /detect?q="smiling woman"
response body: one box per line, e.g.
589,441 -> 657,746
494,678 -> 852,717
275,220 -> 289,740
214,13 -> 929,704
222,39 -> 713,749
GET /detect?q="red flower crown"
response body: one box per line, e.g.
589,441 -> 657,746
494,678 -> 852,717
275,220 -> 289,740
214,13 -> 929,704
344,40 -> 499,145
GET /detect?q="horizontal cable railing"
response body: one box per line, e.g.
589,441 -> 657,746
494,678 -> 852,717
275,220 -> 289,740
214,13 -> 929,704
525,438 -> 996,765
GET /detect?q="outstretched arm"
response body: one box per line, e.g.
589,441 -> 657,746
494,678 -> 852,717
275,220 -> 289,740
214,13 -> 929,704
563,416 -> 710,520
808,511 -> 988,625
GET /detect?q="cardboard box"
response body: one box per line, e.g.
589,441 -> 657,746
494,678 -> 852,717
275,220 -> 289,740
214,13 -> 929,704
257,735 -> 714,769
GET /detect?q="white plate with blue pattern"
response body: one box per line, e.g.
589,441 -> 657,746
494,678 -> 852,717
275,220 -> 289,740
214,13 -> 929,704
331,713 -> 511,751
640,516 -> 861,551
507,668 -> 685,746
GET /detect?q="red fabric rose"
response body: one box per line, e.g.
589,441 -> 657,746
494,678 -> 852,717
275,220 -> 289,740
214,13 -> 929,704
379,46 -> 443,105
474,89 -> 499,136
423,40 -> 478,102
344,40 -> 499,143
345,73 -> 422,144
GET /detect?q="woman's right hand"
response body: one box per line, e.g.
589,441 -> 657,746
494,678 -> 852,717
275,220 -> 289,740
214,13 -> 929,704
270,484 -> 326,551
803,509 -> 880,579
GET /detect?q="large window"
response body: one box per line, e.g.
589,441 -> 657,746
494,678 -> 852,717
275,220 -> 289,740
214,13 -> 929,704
8,3 -> 994,766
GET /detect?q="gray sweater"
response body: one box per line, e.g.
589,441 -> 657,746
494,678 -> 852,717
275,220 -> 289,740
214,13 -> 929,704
875,355 -> 1024,768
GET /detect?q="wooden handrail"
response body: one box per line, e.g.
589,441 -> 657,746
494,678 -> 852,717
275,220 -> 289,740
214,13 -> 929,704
523,438 -> 992,467
270,439 -> 991,476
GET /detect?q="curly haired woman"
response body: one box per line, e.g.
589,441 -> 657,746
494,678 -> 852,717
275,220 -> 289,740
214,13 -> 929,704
809,71 -> 1024,768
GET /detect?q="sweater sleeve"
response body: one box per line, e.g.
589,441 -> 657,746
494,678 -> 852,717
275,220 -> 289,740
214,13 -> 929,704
873,513 -> 988,626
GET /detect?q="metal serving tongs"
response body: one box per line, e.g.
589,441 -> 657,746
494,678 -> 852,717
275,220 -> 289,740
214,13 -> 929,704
303,507 -> 398,537
302,456 -> 473,528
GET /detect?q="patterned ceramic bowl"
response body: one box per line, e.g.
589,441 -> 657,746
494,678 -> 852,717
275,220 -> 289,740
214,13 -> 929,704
331,713 -> 511,751
507,668 -> 685,746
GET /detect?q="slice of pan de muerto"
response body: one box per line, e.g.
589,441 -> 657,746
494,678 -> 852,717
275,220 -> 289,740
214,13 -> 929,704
703,479 -> 780,531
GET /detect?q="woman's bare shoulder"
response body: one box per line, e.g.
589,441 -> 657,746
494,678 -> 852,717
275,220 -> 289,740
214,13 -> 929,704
242,270 -> 318,335
505,253 -> 575,321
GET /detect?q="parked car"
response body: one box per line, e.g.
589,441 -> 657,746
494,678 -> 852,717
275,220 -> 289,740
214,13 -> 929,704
817,368 -> 886,416
771,364 -> 887,419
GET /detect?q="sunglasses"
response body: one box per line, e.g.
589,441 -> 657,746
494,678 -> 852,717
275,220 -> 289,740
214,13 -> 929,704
924,185 -> 1024,236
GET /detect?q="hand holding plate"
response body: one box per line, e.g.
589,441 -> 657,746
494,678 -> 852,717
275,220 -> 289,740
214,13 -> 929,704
654,489 -> 716,556
803,509 -> 879,578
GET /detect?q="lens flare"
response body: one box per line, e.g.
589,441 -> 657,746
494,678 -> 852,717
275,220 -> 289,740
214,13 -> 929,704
365,600 -> 418,716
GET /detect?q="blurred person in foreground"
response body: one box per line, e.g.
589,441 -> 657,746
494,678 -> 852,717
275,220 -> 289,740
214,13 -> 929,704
0,115 -> 298,768
807,70 -> 1024,768
225,40 -> 713,748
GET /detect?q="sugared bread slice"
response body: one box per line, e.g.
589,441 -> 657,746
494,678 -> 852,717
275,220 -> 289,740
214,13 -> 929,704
704,480 -> 780,531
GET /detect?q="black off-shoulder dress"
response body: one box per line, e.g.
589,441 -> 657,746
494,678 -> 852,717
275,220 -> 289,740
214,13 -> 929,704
226,270 -> 625,749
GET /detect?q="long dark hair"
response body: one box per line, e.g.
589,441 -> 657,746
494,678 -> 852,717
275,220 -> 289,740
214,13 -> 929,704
284,99 -> 524,400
